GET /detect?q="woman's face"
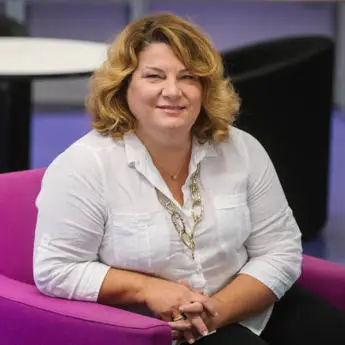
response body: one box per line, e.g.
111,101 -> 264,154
126,43 -> 202,139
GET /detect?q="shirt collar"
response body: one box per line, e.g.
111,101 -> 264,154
191,137 -> 218,167
123,131 -> 149,167
123,131 -> 218,169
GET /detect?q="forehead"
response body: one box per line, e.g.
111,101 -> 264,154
137,43 -> 186,70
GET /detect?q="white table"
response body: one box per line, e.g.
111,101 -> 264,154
0,37 -> 108,172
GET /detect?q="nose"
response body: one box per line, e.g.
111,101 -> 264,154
161,77 -> 182,99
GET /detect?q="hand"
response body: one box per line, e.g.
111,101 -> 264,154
179,304 -> 218,333
141,276 -> 216,341
172,280 -> 219,344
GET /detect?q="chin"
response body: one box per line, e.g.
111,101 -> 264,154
155,114 -> 195,132
161,121 -> 187,131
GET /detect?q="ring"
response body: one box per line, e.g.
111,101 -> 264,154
173,313 -> 186,322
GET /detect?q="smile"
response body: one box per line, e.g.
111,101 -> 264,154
156,105 -> 186,110
156,106 -> 186,115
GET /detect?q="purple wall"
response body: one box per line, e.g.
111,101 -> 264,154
28,3 -> 128,43
150,1 -> 335,51
27,2 -> 336,49
3,1 -> 336,105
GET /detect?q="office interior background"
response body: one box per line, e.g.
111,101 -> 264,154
1,0 -> 344,264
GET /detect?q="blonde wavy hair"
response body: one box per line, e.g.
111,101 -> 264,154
86,13 -> 240,143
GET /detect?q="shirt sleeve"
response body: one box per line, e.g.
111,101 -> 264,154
33,143 -> 111,301
238,131 -> 303,299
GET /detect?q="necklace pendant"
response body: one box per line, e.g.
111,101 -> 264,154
171,175 -> 178,181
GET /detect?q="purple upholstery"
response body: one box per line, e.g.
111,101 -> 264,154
0,168 -> 44,285
298,255 -> 345,313
0,169 -> 344,344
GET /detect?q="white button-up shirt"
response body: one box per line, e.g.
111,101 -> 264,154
33,126 -> 302,336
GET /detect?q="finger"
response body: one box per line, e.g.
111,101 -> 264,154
179,301 -> 203,314
186,313 -> 208,337
184,329 -> 195,344
171,330 -> 184,340
193,295 -> 218,317
202,299 -> 218,317
159,313 -> 173,322
168,319 -> 192,331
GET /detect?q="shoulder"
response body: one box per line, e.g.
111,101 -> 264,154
228,126 -> 264,150
42,130 -> 124,186
216,126 -> 269,167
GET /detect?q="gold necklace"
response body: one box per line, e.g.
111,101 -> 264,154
154,159 -> 186,181
155,163 -> 203,259
152,148 -> 191,182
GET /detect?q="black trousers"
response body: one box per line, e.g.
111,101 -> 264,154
193,284 -> 345,345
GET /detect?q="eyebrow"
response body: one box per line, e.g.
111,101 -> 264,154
143,66 -> 190,73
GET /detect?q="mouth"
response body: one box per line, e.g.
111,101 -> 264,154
156,105 -> 186,110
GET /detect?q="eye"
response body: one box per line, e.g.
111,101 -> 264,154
181,74 -> 197,80
144,74 -> 163,79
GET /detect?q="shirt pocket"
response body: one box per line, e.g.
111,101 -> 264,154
109,211 -> 170,273
213,193 -> 252,255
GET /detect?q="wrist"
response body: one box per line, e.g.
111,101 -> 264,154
210,295 -> 225,329
137,274 -> 152,305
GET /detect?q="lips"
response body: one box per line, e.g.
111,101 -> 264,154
156,105 -> 186,110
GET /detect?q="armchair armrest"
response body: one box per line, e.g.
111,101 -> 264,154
298,255 -> 345,313
0,274 -> 171,345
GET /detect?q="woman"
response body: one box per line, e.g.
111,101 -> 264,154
33,13 -> 345,345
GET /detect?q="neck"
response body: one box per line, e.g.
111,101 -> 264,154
135,128 -> 192,179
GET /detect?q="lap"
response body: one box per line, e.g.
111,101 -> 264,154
261,284 -> 345,345
192,324 -> 268,345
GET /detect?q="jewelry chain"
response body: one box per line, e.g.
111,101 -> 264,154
156,163 -> 203,259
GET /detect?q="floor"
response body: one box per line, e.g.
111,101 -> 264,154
30,107 -> 345,264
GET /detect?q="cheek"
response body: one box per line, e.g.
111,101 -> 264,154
190,90 -> 203,111
127,85 -> 156,116
186,84 -> 202,105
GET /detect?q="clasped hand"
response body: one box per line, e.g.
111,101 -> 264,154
143,278 -> 218,344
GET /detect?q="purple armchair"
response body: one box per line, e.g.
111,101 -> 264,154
0,169 -> 344,345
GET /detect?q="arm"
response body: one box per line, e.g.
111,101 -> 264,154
239,132 -> 302,299
33,144 -> 163,306
33,144 -> 166,307
97,267 -> 148,306
33,144 -> 111,301
181,132 -> 302,330
209,274 -> 276,329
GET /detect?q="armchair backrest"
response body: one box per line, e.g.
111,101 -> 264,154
0,169 -> 45,285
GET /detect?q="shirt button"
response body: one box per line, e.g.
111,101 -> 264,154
191,276 -> 203,286
192,277 -> 206,289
